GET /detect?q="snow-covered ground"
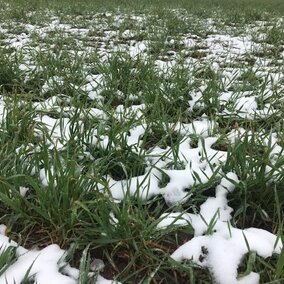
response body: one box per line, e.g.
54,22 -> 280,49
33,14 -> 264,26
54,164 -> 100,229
0,6 -> 283,283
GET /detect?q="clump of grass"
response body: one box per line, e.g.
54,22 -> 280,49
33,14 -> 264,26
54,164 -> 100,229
91,147 -> 146,180
0,51 -> 23,93
141,124 -> 181,150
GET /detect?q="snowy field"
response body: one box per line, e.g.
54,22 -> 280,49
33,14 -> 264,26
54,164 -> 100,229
0,1 -> 284,283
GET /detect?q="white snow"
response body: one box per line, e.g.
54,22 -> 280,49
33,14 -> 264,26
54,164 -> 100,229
0,227 -> 120,284
158,173 -> 283,284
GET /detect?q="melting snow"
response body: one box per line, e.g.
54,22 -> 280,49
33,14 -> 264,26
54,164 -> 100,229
0,226 -> 120,284
158,173 -> 283,284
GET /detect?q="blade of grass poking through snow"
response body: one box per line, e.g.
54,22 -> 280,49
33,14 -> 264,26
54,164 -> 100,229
79,245 -> 91,283
238,251 -> 256,279
21,258 -> 37,283
276,244 -> 284,280
275,185 -> 284,279
0,246 -> 17,276
205,210 -> 220,235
